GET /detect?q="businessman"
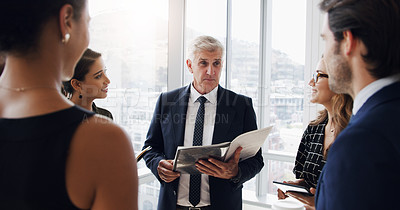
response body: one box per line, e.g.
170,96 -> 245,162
316,0 -> 400,209
143,35 -> 264,210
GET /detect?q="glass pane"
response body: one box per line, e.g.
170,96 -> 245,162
230,0 -> 260,111
265,0 -> 307,155
87,0 -> 168,167
184,0 -> 227,86
242,160 -> 295,205
139,180 -> 160,210
88,1 -> 168,209
229,0 -> 261,193
266,160 -> 295,195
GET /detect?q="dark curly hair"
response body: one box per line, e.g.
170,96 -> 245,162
62,48 -> 102,95
0,0 -> 86,55
320,0 -> 400,79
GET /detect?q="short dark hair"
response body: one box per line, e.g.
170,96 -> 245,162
0,0 -> 86,55
320,0 -> 400,79
63,48 -> 102,94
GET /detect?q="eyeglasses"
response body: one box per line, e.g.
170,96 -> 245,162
312,72 -> 329,83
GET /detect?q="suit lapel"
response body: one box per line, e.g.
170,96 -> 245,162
212,86 -> 236,144
352,82 -> 400,123
171,85 -> 190,147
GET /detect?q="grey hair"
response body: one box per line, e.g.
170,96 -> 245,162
187,35 -> 225,61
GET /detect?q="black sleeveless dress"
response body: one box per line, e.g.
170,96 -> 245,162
0,106 -> 94,209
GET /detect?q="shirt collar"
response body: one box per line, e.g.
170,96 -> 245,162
353,74 -> 400,114
190,83 -> 218,105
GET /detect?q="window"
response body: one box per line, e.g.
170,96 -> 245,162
230,0 -> 261,107
267,0 -> 306,153
230,0 -> 261,194
87,0 -> 320,208
88,0 -> 168,160
88,0 -> 168,208
184,0 -> 227,86
263,0 -> 307,197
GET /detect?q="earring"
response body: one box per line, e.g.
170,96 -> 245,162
79,94 -> 82,99
62,33 -> 70,44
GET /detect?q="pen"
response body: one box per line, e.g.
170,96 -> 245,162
136,146 -> 152,162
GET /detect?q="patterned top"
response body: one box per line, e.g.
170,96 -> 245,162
293,117 -> 328,188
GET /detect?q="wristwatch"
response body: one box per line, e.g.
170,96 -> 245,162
230,167 -> 242,183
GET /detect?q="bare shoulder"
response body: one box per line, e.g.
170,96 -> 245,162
78,114 -> 128,142
71,114 -> 135,164
67,114 -> 138,210
70,113 -> 136,175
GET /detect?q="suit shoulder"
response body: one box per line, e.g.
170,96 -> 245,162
164,86 -> 187,95
154,86 -> 188,106
350,100 -> 400,138
219,88 -> 253,107
329,125 -> 396,164
161,86 -> 188,99
222,88 -> 249,99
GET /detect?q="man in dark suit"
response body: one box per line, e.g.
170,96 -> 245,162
143,35 -> 264,210
316,0 -> 400,209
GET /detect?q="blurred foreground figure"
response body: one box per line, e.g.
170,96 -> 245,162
316,0 -> 400,209
0,0 -> 138,209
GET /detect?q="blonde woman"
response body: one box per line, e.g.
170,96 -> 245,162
277,57 -> 353,209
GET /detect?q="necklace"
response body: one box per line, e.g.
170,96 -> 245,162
0,85 -> 59,92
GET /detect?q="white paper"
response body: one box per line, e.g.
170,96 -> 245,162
224,126 -> 273,161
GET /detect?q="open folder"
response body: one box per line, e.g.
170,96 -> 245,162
172,126 -> 273,174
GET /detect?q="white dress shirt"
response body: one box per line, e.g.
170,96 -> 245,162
352,74 -> 400,115
177,84 -> 218,207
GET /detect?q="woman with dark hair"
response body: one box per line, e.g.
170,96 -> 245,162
0,0 -> 138,209
63,48 -> 113,119
277,57 -> 353,209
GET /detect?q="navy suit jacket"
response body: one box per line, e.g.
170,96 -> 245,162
143,85 -> 264,210
315,82 -> 400,209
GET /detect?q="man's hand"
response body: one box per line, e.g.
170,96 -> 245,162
195,147 -> 242,179
286,187 -> 316,210
157,160 -> 180,183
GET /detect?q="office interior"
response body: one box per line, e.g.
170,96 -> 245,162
87,0 -> 324,209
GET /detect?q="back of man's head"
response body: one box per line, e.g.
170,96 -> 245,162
187,35 -> 225,61
320,0 -> 400,79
